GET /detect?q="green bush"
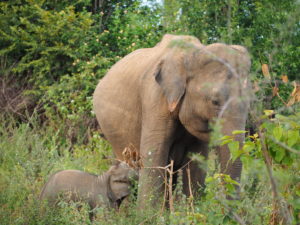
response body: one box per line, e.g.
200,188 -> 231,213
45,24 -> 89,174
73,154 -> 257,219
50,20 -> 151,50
0,0 -> 164,135
0,116 -> 112,224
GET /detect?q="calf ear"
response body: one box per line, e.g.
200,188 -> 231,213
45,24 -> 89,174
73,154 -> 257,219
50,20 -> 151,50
154,60 -> 186,112
107,175 -> 117,203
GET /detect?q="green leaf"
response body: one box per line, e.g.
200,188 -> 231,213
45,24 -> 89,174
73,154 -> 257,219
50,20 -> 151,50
221,139 -> 233,146
243,141 -> 255,153
205,176 -> 214,183
273,126 -> 283,141
274,147 -> 285,162
282,156 -> 293,166
287,130 -> 299,147
225,183 -> 235,193
220,135 -> 233,140
228,141 -> 242,161
224,176 -> 240,186
264,110 -> 274,116
228,141 -> 239,152
232,130 -> 247,135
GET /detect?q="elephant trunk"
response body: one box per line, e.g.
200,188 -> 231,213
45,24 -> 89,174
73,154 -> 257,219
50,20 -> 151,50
217,110 -> 247,183
218,135 -> 243,182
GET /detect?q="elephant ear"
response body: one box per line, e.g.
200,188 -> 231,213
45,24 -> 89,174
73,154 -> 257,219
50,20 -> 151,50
104,174 -> 119,209
154,60 -> 186,112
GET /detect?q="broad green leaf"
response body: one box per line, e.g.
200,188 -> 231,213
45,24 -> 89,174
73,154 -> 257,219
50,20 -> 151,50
243,141 -> 255,153
273,126 -> 283,141
205,176 -> 214,183
221,139 -> 234,146
232,130 -> 247,135
225,183 -> 235,193
228,141 -> 242,161
287,130 -> 299,147
228,141 -> 239,152
264,109 -> 274,116
220,135 -> 233,140
275,147 -> 285,162
224,176 -> 240,185
249,133 -> 259,139
282,156 -> 293,166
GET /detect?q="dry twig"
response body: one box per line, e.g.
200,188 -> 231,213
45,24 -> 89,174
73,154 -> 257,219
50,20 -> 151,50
167,160 -> 174,213
186,165 -> 195,214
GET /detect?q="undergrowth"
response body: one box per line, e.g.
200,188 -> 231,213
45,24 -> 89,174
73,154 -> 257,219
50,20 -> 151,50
1,110 -> 299,224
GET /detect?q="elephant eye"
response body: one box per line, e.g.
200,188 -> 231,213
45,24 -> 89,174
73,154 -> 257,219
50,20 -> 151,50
212,99 -> 220,106
114,179 -> 128,184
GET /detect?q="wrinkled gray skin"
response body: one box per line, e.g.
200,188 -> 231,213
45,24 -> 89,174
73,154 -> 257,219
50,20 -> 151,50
93,34 -> 251,208
40,162 -> 137,211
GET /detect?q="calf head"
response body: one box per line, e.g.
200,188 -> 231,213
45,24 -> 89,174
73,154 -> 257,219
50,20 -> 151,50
107,161 -> 138,207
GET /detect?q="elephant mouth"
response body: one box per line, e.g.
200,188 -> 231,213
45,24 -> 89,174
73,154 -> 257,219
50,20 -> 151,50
197,128 -> 212,134
192,128 -> 212,141
116,196 -> 128,208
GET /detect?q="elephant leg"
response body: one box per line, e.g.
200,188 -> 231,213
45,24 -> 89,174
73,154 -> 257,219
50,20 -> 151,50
137,116 -> 177,210
182,140 -> 208,198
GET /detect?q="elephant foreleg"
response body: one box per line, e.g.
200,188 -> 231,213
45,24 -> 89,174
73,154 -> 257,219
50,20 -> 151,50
182,140 -> 208,198
137,116 -> 177,210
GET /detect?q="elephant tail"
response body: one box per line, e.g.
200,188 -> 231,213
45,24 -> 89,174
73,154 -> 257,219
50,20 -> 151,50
97,123 -> 107,140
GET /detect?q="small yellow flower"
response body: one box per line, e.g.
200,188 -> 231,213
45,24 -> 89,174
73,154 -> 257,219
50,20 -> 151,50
132,43 -> 136,46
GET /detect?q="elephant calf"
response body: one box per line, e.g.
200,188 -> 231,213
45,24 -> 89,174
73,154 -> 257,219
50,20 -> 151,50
40,162 -> 137,211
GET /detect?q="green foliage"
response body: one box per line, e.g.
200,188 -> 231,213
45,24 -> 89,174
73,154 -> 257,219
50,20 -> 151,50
263,112 -> 300,165
168,0 -> 300,78
0,1 -> 93,85
1,110 -> 299,224
164,0 -> 300,110
224,110 -> 300,167
218,110 -> 300,223
0,0 -> 299,224
0,0 -> 164,131
0,116 -> 112,224
101,2 -> 163,57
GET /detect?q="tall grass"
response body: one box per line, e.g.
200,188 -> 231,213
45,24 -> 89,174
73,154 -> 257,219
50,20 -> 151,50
0,115 -> 286,224
0,115 -> 112,224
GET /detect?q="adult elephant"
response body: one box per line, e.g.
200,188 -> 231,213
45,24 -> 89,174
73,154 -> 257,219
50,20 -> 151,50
93,34 -> 251,208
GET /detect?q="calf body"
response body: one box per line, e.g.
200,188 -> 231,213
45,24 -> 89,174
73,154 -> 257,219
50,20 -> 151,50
40,162 -> 136,210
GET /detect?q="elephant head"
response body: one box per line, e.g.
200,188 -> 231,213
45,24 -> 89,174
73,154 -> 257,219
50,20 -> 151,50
107,161 -> 138,207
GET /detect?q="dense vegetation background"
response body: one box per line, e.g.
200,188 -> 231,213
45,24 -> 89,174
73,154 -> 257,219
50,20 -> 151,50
0,0 -> 299,224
